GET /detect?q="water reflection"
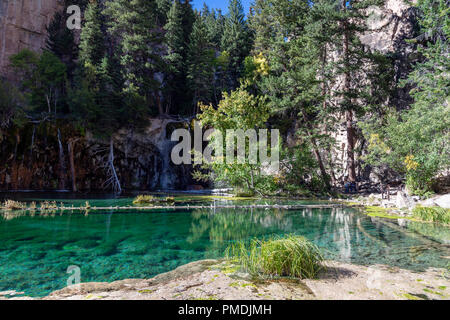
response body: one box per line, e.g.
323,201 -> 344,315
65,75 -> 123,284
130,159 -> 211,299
186,207 -> 449,271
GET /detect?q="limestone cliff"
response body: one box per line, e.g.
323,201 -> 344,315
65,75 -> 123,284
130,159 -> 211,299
0,0 -> 62,78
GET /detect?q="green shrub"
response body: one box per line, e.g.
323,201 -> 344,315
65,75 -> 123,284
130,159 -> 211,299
225,234 -> 324,279
412,206 -> 450,224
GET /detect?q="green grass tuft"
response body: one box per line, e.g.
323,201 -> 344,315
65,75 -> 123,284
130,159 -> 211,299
133,195 -> 155,205
133,195 -> 177,206
412,205 -> 450,224
225,234 -> 324,279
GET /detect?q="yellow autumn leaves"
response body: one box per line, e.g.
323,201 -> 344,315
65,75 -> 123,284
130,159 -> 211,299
404,154 -> 419,171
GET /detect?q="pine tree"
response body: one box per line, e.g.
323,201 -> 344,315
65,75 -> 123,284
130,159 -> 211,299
187,15 -> 216,114
250,0 -> 332,189
164,0 -> 185,113
104,0 -> 164,115
79,0 -> 105,67
156,0 -> 172,25
46,11 -> 77,76
221,0 -> 252,89
333,0 -> 390,183
201,5 -> 225,47
304,0 -> 392,183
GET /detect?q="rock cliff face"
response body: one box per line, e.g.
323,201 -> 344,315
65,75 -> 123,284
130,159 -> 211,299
0,119 -> 195,191
362,0 -> 419,109
0,0 -> 62,78
324,0 -> 419,185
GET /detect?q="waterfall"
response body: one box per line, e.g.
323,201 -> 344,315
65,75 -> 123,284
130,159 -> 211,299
147,118 -> 188,190
155,120 -> 177,190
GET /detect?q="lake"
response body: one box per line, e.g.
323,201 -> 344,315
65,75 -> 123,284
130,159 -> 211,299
0,193 -> 449,297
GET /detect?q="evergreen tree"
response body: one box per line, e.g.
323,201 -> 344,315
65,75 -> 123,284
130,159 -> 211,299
187,15 -> 216,114
156,0 -> 172,25
201,5 -> 225,47
221,0 -> 252,89
79,0 -> 105,67
250,0 -> 333,189
104,0 -> 165,115
164,0 -> 186,113
71,0 -> 127,136
308,0 -> 392,183
46,11 -> 77,75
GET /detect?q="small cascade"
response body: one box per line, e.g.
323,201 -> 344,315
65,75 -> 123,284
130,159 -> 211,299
147,118 -> 189,190
155,120 -> 177,190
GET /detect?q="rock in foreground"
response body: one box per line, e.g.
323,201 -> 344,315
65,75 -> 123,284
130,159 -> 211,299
5,259 -> 448,300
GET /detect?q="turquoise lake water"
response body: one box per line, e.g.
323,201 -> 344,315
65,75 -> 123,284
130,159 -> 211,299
0,193 -> 449,297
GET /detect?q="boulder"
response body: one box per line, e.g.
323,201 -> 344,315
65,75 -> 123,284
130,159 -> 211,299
396,191 -> 415,209
421,198 -> 436,207
434,194 -> 450,209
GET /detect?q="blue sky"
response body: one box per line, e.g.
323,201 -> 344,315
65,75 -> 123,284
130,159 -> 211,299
192,0 -> 252,15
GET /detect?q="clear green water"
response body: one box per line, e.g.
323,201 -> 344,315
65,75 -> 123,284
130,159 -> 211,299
0,194 -> 449,297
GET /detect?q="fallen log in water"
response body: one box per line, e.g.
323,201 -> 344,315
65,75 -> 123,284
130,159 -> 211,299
1,203 -> 346,213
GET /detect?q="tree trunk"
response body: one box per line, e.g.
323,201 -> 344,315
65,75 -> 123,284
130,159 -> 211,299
346,110 -> 356,182
300,110 -> 331,189
342,18 -> 357,183
156,92 -> 164,115
108,137 -> 122,195
28,126 -> 35,169
67,139 -> 77,192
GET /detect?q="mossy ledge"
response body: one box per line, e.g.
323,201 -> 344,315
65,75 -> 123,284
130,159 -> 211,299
358,204 -> 450,226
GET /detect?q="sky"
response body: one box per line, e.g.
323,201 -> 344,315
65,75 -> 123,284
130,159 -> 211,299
192,0 -> 252,15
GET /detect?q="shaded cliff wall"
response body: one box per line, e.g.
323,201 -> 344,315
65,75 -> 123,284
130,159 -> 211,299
0,119 -> 195,191
0,0 -> 62,78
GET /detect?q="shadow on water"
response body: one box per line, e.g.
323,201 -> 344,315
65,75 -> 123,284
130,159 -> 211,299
0,203 -> 449,297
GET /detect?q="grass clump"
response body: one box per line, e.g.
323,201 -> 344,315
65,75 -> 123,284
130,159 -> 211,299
412,206 -> 450,224
225,234 -> 324,279
133,195 -> 155,205
234,189 -> 255,198
165,196 -> 175,204
133,195 -> 177,206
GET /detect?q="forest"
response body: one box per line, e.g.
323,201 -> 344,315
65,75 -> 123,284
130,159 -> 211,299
0,0 -> 448,197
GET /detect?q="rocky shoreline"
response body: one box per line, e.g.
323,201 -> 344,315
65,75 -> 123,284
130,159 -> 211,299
2,259 -> 448,300
344,192 -> 450,213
